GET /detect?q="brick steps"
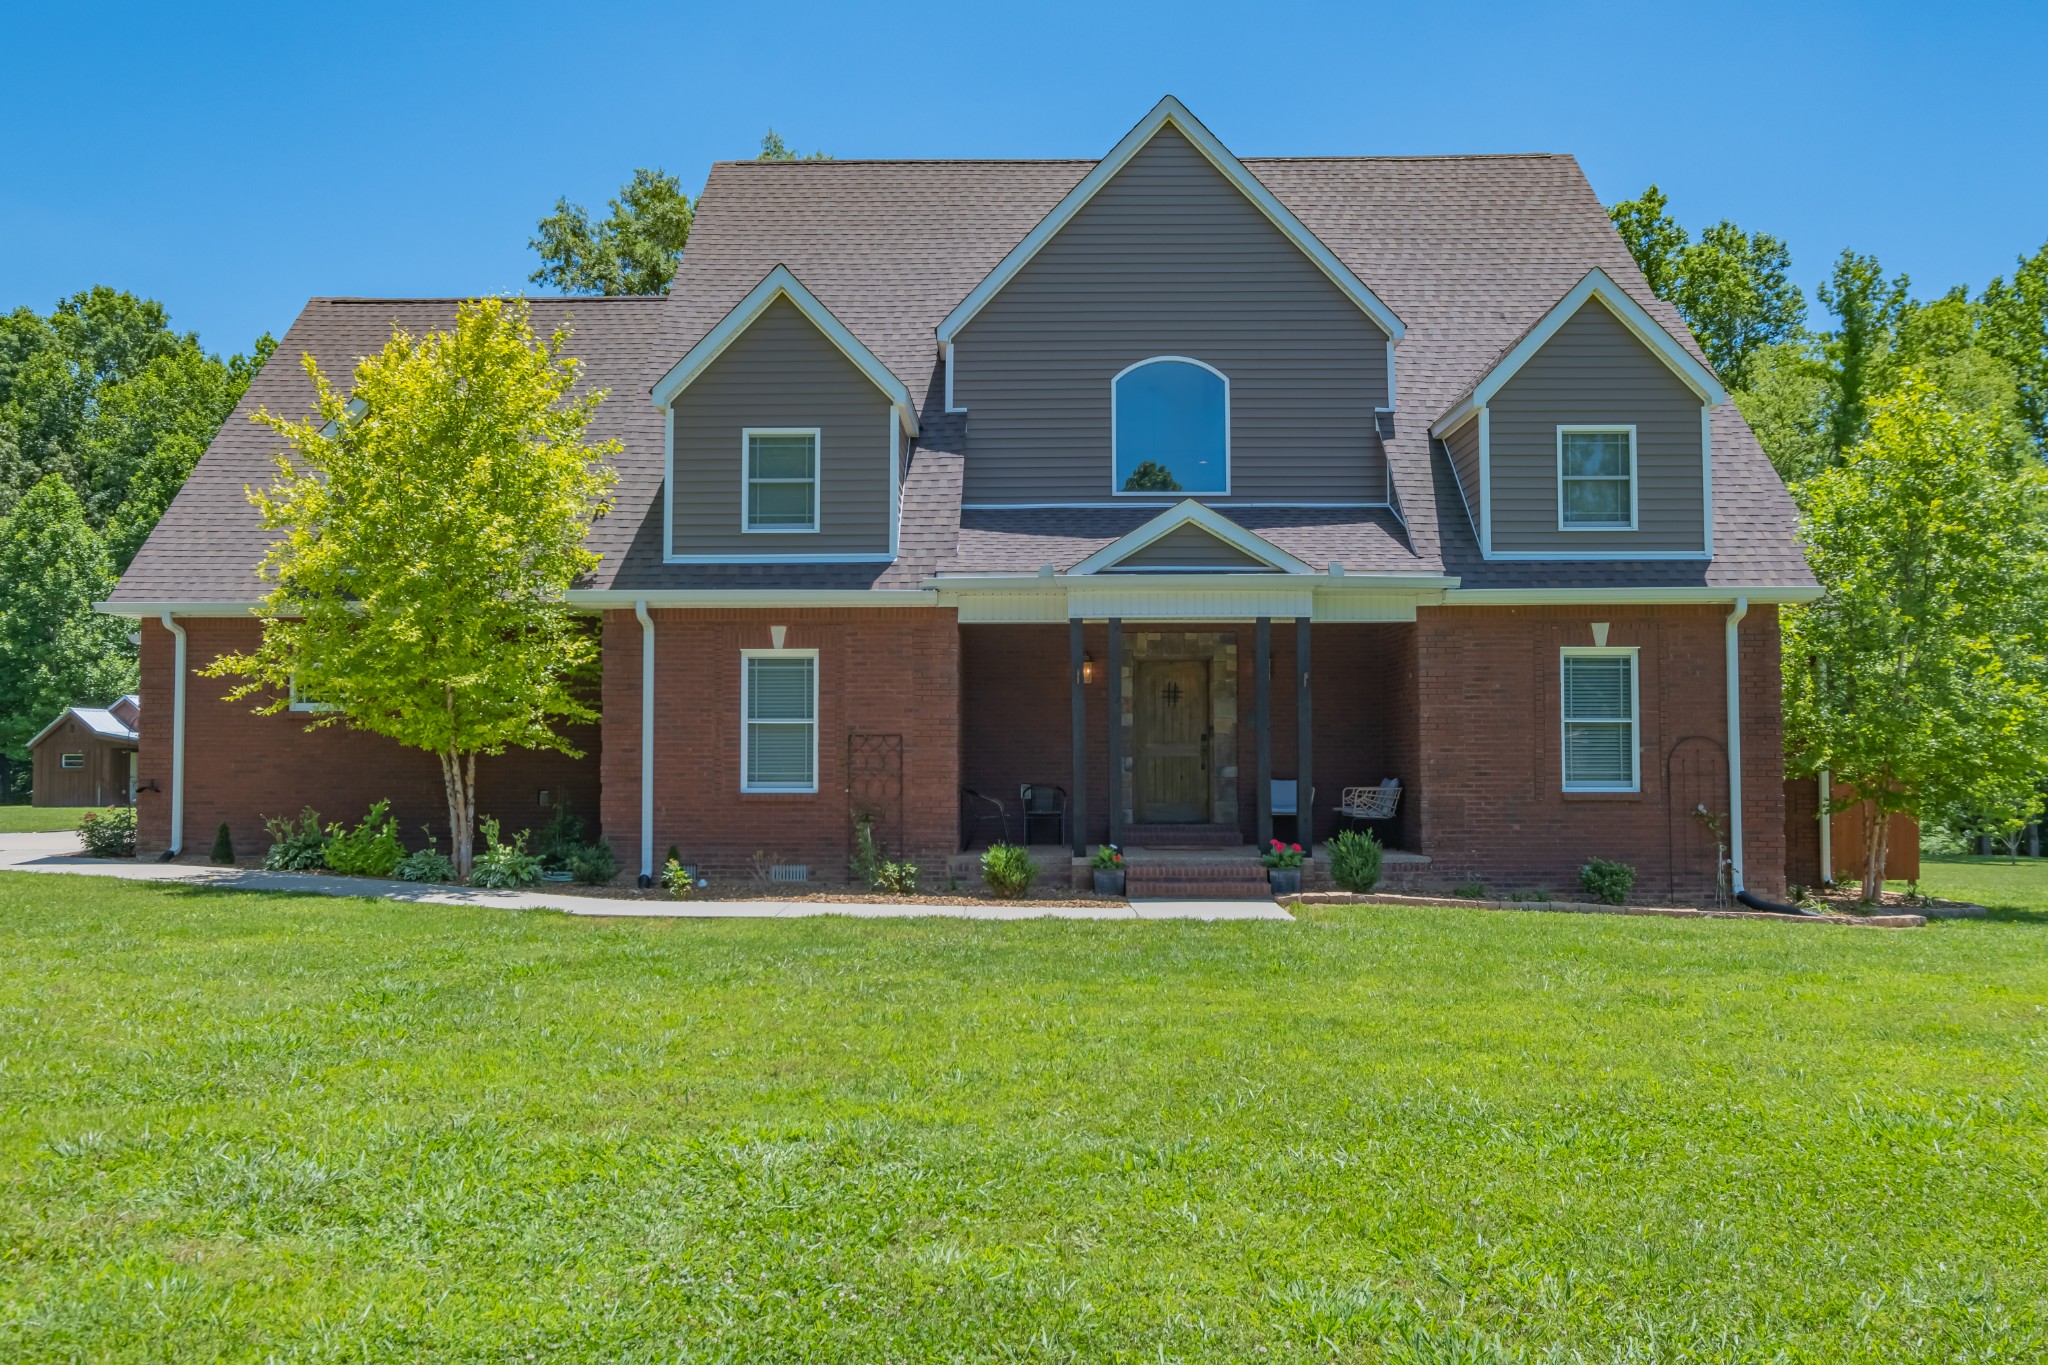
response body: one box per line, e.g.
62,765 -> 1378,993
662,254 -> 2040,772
1123,859 -> 1273,901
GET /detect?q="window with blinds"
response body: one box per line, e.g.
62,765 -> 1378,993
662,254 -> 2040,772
744,430 -> 819,532
1561,650 -> 1637,790
743,653 -> 817,791
1558,427 -> 1634,529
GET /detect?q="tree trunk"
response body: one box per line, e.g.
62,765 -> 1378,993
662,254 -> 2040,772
438,748 -> 476,879
1862,804 -> 1890,904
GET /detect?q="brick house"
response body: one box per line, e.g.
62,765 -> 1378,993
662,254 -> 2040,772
103,98 -> 1815,898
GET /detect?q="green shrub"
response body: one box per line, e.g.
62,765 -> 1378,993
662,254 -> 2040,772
262,808 -> 328,871
1450,880 -> 1488,900
78,806 -> 138,858
850,816 -> 885,887
1327,829 -> 1383,892
1579,857 -> 1637,905
325,799 -> 404,877
535,804 -> 586,872
395,846 -> 457,883
980,842 -> 1037,898
660,856 -> 694,898
209,821 -> 235,866
470,818 -> 542,889
567,840 -> 618,885
874,860 -> 919,894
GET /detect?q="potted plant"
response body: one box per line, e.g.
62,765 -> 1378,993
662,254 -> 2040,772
1263,839 -> 1305,895
1090,844 -> 1126,896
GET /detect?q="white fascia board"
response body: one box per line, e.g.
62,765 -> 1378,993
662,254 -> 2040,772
567,589 -> 938,609
1483,550 -> 1713,562
94,600 -> 264,618
1430,268 -> 1729,438
651,265 -> 920,438
1443,584 -> 1823,606
934,96 -> 1406,348
930,571 -> 1457,592
1065,498 -> 1315,576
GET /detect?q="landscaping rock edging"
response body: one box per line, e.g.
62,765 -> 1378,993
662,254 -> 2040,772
1290,890 -> 1927,928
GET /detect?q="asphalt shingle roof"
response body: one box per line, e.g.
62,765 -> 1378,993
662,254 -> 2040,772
113,140 -> 1812,603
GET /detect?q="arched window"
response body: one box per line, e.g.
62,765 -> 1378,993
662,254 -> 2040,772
1112,358 -> 1228,494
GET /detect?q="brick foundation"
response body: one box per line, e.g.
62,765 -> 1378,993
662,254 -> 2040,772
135,618 -> 600,859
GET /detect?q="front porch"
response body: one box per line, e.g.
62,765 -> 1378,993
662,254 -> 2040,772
957,618 -> 1423,866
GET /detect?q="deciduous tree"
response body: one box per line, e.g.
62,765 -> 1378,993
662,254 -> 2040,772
529,168 -> 693,296
0,474 -> 136,757
1783,371 -> 2048,899
1980,239 -> 2048,452
206,299 -> 618,876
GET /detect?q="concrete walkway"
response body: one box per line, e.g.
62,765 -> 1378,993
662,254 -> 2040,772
0,833 -> 1291,921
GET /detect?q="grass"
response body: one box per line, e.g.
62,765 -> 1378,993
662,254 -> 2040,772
2,873 -> 2046,1360
0,804 -> 93,835
1907,853 -> 2048,921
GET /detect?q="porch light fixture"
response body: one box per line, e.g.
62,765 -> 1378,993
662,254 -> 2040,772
1082,652 -> 1096,684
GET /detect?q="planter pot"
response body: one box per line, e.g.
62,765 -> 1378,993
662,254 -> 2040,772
1093,868 -> 1127,897
1268,868 -> 1303,896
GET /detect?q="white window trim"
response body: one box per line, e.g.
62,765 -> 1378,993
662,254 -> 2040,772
1560,646 -> 1641,793
740,648 -> 820,794
1556,425 -> 1638,532
60,752 -> 85,769
741,428 -> 822,535
287,678 -> 336,713
1110,356 -> 1231,498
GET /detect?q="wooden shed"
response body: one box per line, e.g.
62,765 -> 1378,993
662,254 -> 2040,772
28,695 -> 139,808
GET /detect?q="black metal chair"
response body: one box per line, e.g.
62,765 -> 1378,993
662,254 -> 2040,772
959,787 -> 1012,852
1019,783 -> 1070,847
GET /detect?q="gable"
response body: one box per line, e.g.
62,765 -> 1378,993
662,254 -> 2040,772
1111,521 -> 1281,572
938,98 -> 1403,347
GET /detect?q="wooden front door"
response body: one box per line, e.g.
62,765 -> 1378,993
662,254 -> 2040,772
1134,660 -> 1210,823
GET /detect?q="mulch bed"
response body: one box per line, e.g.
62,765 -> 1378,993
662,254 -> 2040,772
1294,889 -> 1933,929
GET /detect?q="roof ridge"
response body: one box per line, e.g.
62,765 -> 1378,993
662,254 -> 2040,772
307,295 -> 668,305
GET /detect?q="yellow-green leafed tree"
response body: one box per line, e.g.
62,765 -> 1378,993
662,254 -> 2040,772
208,299 -> 618,877
1783,369 -> 2048,899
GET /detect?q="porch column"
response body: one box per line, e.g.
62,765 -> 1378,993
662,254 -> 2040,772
1254,617 -> 1272,848
1070,618 -> 1088,857
1296,616 -> 1314,857
1106,618 -> 1124,849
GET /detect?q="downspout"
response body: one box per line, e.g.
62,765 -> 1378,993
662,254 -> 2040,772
1723,597 -> 1816,915
158,613 -> 187,859
1817,769 -> 1833,885
635,600 -> 655,887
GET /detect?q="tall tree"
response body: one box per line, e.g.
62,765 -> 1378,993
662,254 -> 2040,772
1783,371 -> 2048,897
1607,187 -> 1804,386
206,299 -> 618,876
1732,340 -> 1834,485
529,168 -> 694,296
1817,251 -> 1909,457
757,129 -> 831,162
0,474 -> 137,758
1980,239 -> 2048,452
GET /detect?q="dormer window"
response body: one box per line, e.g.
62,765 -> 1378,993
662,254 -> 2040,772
1558,426 -> 1636,530
744,429 -> 820,533
1113,358 -> 1228,495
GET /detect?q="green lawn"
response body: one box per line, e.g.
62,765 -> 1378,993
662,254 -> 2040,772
0,804 -> 96,835
3,873 -> 2045,1361
1909,854 -> 2048,919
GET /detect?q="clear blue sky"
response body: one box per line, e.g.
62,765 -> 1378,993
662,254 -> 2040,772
5,0 -> 2042,356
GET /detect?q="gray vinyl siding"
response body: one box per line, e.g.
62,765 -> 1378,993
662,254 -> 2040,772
954,124 -> 1389,506
672,296 -> 893,558
1487,299 -> 1706,555
1443,418 -> 1483,538
1113,522 -> 1277,571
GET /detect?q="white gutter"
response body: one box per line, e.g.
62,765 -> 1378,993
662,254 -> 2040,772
1725,597 -> 1748,892
634,599 -> 655,887
566,589 -> 937,609
159,613 -> 188,857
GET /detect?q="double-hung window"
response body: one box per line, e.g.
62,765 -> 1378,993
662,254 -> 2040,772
742,651 -> 818,792
1558,426 -> 1635,529
744,429 -> 819,533
1561,649 -> 1639,791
